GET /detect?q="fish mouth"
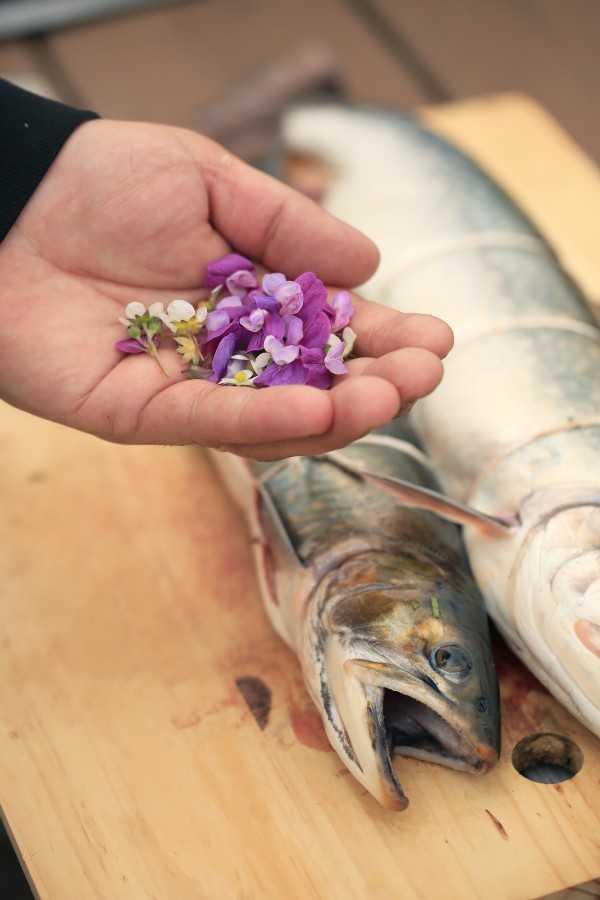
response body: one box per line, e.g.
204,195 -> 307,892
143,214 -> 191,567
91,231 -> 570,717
344,659 -> 498,810
382,689 -> 497,772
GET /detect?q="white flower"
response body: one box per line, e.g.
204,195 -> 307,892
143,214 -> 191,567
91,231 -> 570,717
219,369 -> 258,386
159,300 -> 208,335
252,352 -> 271,374
118,301 -> 164,325
342,326 -> 356,356
218,352 -> 270,386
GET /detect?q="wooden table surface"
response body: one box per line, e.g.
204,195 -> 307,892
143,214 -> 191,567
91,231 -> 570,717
1,91 -> 600,900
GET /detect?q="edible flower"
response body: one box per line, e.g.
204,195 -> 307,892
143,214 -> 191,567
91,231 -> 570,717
115,254 -> 356,389
116,300 -> 169,376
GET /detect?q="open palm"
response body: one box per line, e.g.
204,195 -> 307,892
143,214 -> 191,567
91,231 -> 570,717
0,118 -> 453,459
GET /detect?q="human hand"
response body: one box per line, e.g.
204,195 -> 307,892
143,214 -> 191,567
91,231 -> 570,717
0,118 -> 452,460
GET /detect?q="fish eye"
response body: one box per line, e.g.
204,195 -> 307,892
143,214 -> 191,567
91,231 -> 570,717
476,697 -> 491,715
431,644 -> 472,676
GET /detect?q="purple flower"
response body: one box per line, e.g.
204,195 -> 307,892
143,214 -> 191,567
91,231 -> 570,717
245,311 -> 286,352
324,339 -> 349,375
262,272 -> 286,295
274,280 -> 303,315
295,272 -> 333,319
202,307 -> 249,357
330,290 -> 354,331
240,308 -> 268,333
300,346 -> 332,389
286,315 -> 304,345
264,335 -> 300,365
115,333 -> 160,354
216,296 -> 244,310
205,309 -> 231,334
191,259 -> 355,391
204,253 -> 254,289
226,269 -> 258,296
247,293 -> 280,313
253,358 -> 308,387
210,333 -> 238,381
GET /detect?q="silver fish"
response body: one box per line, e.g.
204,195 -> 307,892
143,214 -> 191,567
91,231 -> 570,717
212,426 -> 500,810
281,103 -> 600,737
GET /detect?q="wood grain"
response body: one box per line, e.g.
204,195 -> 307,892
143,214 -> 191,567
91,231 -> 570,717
1,95 -> 600,899
368,0 -> 600,162
43,0 -> 429,128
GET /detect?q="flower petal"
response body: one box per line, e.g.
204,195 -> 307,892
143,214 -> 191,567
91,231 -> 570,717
263,334 -> 301,364
204,253 -> 254,289
330,290 -> 354,331
300,309 -> 332,348
211,332 -> 238,380
240,309 -> 267,332
286,315 -> 304,346
226,269 -> 258,295
295,272 -> 331,316
274,280 -> 304,315
124,301 -> 146,319
206,309 -> 231,333
262,272 -> 286,295
253,359 -> 307,386
166,299 -> 196,320
115,338 -> 145,353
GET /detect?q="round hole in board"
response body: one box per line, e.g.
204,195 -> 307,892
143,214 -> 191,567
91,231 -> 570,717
511,732 -> 583,784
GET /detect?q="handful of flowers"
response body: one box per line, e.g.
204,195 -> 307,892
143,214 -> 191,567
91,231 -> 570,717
116,253 -> 356,388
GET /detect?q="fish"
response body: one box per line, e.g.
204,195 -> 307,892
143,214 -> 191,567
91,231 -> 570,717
280,102 -> 600,737
212,422 -> 500,810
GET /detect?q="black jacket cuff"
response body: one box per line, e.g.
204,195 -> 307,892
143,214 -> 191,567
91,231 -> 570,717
0,79 -> 100,242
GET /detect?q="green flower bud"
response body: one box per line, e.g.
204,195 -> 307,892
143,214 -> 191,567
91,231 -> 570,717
146,318 -> 162,335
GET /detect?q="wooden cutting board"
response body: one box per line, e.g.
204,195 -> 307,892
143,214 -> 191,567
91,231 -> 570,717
1,93 -> 600,900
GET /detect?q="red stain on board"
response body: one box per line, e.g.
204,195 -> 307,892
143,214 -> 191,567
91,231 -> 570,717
217,633 -> 333,751
491,627 -> 554,736
171,710 -> 202,729
289,701 -> 333,752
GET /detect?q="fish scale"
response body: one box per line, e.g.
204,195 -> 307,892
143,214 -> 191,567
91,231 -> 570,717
281,103 -> 600,737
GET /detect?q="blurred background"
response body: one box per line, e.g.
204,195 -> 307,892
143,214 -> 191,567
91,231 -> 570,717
0,1 -> 598,896
0,0 -> 599,165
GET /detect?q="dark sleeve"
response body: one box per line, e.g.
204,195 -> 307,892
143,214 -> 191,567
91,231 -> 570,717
0,79 -> 100,242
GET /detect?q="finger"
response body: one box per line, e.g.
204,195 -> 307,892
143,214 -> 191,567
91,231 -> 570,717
216,376 -> 400,461
343,348 -> 445,413
193,135 -> 380,286
83,357 -> 337,445
347,295 -> 454,360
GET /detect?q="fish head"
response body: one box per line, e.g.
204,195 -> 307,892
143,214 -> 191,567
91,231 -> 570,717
506,487 -> 600,726
311,552 -> 500,810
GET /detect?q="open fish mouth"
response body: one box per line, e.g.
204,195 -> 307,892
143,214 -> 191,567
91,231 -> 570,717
382,690 -> 496,773
344,661 -> 499,810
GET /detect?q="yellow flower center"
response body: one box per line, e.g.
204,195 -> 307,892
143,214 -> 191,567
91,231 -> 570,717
234,370 -> 251,384
173,317 -> 202,336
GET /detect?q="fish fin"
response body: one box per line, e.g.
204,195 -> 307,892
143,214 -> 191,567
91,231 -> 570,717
326,452 -> 516,534
255,480 -> 307,570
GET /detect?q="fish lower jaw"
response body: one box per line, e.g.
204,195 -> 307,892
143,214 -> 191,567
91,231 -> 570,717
393,742 -> 495,774
383,691 -> 498,775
